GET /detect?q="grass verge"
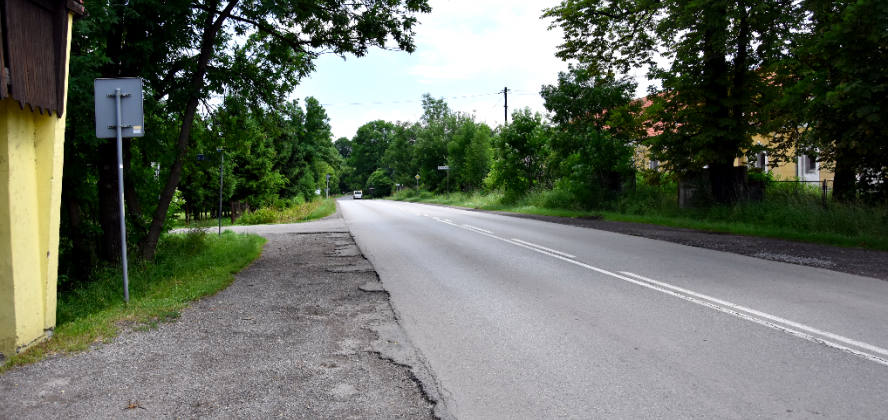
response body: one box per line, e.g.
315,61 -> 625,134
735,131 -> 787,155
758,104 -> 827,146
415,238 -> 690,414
236,198 -> 337,225
0,230 -> 266,374
390,188 -> 888,252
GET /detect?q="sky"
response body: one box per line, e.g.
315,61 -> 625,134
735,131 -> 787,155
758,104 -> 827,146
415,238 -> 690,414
290,0 -> 651,140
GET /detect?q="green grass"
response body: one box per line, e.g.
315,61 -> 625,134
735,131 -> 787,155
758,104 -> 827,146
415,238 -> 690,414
170,213 -> 235,229
389,186 -> 888,252
169,198 -> 338,228
235,198 -> 337,225
0,230 -> 266,374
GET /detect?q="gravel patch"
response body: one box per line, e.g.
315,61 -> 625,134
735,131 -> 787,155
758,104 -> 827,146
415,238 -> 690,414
0,215 -> 442,419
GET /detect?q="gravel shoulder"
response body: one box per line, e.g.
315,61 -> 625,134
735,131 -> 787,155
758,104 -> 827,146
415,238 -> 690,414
409,201 -> 888,282
0,211 -> 442,419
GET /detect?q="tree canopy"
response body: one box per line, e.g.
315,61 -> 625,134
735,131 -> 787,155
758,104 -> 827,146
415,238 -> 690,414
543,0 -> 804,203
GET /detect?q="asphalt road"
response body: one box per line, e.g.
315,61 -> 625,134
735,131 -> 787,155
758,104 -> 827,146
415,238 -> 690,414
339,198 -> 888,419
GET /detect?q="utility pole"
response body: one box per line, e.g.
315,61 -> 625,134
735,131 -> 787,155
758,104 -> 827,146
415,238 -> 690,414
500,87 -> 510,124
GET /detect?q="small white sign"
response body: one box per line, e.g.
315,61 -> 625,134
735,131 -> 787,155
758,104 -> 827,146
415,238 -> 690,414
438,166 -> 450,170
315,189 -> 321,195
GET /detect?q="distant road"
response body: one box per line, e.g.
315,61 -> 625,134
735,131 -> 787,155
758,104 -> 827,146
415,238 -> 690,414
340,198 -> 888,419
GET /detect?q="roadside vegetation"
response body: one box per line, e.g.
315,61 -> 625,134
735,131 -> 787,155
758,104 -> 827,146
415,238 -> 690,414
339,1 -> 886,254
1,231 -> 265,374
172,197 -> 338,228
390,181 -> 888,252
235,197 -> 337,225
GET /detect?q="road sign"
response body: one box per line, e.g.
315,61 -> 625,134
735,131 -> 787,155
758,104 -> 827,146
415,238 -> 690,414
94,78 -> 144,139
196,154 -> 207,161
93,77 -> 146,304
415,174 -> 420,179
438,166 -> 450,170
326,174 -> 331,180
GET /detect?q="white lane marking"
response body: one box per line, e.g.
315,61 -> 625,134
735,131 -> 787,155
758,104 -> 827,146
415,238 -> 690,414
620,271 -> 888,358
463,225 -> 493,234
430,218 -> 888,368
377,203 -> 421,216
511,239 -> 576,258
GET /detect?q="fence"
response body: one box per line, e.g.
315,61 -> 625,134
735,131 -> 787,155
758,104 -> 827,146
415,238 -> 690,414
768,180 -> 833,208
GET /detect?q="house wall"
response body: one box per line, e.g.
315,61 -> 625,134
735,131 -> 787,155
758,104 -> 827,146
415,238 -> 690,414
634,134 -> 835,182
0,13 -> 72,359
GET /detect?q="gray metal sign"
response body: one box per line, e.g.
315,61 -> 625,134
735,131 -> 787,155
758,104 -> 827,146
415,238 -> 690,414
94,78 -> 144,139
438,166 -> 450,170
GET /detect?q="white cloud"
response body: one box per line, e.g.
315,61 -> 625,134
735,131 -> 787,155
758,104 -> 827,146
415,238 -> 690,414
296,0 -> 578,139
409,0 -> 566,83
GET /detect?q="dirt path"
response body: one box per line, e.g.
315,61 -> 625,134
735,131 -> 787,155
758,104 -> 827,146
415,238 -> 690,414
0,215 -> 440,419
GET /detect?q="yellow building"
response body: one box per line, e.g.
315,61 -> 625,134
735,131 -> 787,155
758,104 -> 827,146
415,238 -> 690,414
0,0 -> 85,360
635,136 -> 835,183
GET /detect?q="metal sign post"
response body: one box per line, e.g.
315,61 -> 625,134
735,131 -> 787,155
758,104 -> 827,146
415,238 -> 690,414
415,174 -> 420,195
326,174 -> 331,199
218,148 -> 224,236
438,166 -> 450,198
95,78 -> 144,304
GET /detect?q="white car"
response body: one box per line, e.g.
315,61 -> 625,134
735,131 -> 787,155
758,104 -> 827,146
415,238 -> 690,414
353,190 -> 363,199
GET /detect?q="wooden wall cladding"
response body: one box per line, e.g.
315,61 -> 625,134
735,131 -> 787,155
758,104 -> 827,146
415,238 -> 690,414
0,0 -> 85,118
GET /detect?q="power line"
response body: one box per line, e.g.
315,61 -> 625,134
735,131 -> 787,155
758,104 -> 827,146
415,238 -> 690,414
320,92 -> 501,106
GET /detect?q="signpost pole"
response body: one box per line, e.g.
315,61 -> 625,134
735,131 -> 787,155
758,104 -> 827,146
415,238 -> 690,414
218,148 -> 223,236
95,78 -> 144,304
114,88 -> 130,303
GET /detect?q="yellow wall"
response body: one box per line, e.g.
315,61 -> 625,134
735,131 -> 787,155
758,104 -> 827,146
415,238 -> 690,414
634,133 -> 835,182
0,14 -> 71,359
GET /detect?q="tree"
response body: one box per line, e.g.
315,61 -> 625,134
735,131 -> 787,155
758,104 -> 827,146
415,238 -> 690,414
348,120 -> 397,189
541,64 -> 643,196
447,115 -> 493,191
67,0 -> 432,262
413,94 -> 455,191
491,108 -> 553,199
367,168 -> 396,197
334,137 -> 353,160
381,122 -> 421,188
773,0 -> 888,200
543,0 -> 803,203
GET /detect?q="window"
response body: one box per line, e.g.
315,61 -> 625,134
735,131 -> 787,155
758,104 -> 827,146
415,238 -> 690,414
754,152 -> 767,170
804,155 -> 817,173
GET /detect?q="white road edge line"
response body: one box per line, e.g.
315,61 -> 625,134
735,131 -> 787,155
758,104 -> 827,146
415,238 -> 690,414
511,239 -> 576,258
462,225 -> 493,234
431,218 -> 888,368
619,271 -> 888,358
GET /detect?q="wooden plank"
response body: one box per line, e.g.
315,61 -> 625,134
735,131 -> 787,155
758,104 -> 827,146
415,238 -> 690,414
0,2 -> 8,100
1,0 -> 70,117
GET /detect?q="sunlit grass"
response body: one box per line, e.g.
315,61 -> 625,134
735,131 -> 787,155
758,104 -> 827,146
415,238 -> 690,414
389,186 -> 888,252
236,198 -> 337,225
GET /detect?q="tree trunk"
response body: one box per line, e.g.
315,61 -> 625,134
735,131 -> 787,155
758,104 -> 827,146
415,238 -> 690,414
709,162 -> 738,204
701,4 -> 738,205
833,158 -> 857,202
63,189 -> 94,277
122,138 -> 147,240
97,139 -> 123,262
138,0 -> 240,260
